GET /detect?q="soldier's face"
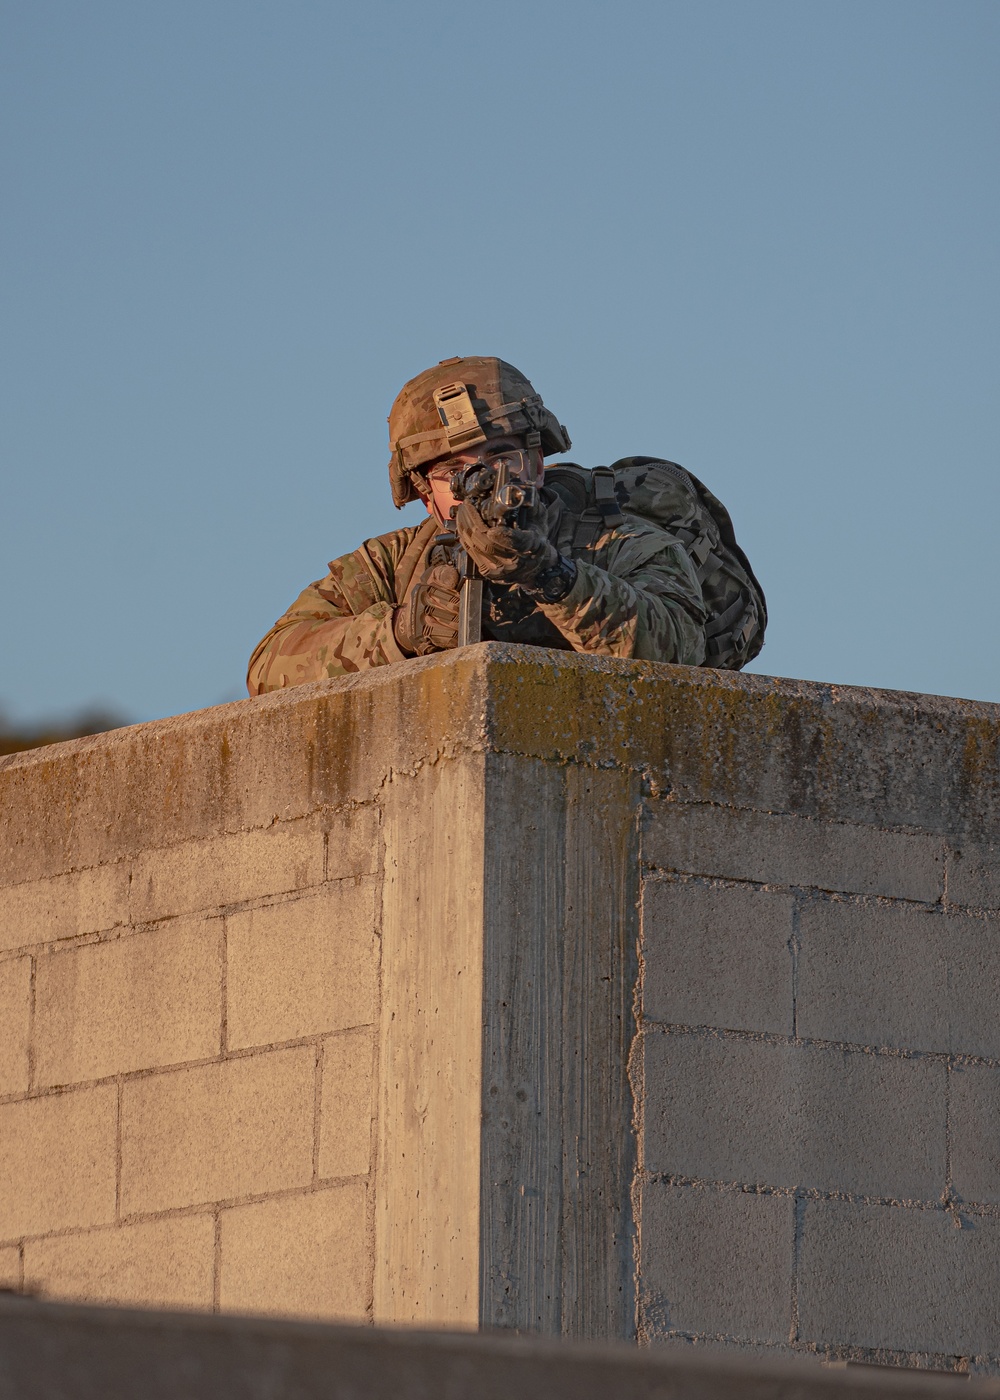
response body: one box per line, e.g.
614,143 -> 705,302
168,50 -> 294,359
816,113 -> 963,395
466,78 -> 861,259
422,437 -> 543,526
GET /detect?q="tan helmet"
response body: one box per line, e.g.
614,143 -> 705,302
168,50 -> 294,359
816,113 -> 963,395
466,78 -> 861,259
387,355 -> 572,508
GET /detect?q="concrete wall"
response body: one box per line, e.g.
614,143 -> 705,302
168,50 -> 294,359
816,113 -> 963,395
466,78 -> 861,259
0,717 -> 384,1319
2,645 -> 999,1372
630,698 -> 1000,1372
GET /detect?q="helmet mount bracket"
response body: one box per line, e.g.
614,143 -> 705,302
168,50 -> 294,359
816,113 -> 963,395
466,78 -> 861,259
432,383 -> 487,452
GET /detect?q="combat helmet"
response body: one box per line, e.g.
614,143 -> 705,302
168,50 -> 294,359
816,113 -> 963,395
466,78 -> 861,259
388,356 -> 572,507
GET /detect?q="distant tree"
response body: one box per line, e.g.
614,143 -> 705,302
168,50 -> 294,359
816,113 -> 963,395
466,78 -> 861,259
0,708 -> 128,756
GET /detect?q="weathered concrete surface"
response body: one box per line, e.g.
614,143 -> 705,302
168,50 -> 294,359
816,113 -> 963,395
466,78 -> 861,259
2,645 -> 1000,1369
0,1295 -> 996,1400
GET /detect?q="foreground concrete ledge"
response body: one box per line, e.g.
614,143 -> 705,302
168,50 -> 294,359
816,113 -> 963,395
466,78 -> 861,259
0,1295 -> 994,1400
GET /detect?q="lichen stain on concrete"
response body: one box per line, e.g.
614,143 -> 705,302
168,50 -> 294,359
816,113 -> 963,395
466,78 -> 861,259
302,655 -> 489,810
960,716 -> 1000,787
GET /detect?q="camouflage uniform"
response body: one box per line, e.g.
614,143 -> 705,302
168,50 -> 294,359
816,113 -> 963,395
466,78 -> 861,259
247,476 -> 707,692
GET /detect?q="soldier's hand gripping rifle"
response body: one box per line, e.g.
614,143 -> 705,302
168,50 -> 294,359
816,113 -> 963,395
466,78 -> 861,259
448,452 -> 541,646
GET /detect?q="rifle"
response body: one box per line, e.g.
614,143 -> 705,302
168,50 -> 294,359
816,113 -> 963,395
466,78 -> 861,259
447,451 -> 541,646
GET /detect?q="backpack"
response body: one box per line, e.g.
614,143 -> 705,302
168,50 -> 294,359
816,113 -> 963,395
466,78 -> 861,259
544,457 -> 767,670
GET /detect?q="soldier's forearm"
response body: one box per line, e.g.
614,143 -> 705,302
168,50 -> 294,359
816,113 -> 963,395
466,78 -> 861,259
246,604 -> 406,694
536,558 -> 705,665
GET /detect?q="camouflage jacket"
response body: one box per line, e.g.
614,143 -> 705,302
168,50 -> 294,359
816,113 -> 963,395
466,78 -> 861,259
247,481 -> 708,693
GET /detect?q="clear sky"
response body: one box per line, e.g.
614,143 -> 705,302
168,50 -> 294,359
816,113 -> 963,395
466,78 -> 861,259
2,0 -> 997,725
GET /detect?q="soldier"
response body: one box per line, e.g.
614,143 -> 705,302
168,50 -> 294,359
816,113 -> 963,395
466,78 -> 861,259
247,356 -> 764,691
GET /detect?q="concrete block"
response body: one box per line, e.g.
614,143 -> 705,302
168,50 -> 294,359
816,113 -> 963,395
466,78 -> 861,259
639,1181 -> 793,1343
945,913 -> 1000,1060
120,1047 -> 314,1215
130,823 -> 325,923
798,900 -> 1000,1059
0,956 -> 31,1095
949,840 -> 1000,910
797,898 -> 946,1051
950,1063 -> 1000,1206
319,1029 -> 375,1180
0,865 -> 129,954
226,884 -> 378,1052
642,1033 -> 945,1200
34,919 -> 223,1087
23,1214 -> 215,1310
790,1046 -> 946,1201
0,1246 -> 19,1288
643,802 -> 943,903
325,805 -> 381,881
798,1198 -> 1000,1357
640,881 -> 794,1035
0,1086 -> 117,1238
219,1183 -> 370,1321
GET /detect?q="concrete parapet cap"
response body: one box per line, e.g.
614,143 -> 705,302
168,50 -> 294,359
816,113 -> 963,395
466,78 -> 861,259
2,645 -> 999,890
3,643 -> 998,776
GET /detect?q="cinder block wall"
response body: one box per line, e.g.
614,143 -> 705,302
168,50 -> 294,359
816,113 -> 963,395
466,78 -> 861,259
636,803 -> 998,1366
2,646 -> 999,1372
0,653 -> 495,1329
629,707 -> 1000,1371
0,740 -> 382,1318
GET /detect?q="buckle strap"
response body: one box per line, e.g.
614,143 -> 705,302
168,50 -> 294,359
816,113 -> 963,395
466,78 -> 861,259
671,524 -> 724,583
705,591 -> 749,638
591,467 -> 625,527
705,595 -> 759,660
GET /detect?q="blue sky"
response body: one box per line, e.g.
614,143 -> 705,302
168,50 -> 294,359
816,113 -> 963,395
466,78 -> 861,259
2,0 -> 997,724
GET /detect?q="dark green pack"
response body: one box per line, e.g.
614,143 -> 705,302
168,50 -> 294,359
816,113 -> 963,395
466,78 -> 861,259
545,457 -> 766,669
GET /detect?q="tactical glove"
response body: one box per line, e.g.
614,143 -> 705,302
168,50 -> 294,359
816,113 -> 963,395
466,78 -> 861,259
393,563 -> 461,656
454,498 -> 559,586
